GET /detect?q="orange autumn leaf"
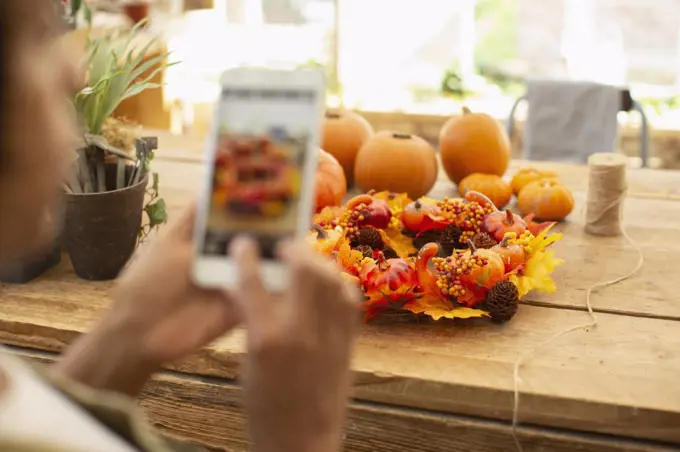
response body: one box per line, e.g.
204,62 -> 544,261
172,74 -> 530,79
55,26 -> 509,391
363,284 -> 420,321
378,228 -> 417,257
336,239 -> 364,270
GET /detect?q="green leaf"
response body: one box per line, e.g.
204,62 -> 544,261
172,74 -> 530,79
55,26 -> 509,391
120,82 -> 162,103
152,172 -> 159,192
144,199 -> 168,228
82,2 -> 92,27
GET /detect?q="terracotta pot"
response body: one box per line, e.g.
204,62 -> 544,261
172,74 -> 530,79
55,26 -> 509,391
64,165 -> 147,281
124,1 -> 151,25
0,244 -> 61,284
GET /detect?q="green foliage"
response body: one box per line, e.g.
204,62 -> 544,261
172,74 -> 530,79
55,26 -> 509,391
474,0 -> 518,66
75,20 -> 178,135
139,170 -> 168,242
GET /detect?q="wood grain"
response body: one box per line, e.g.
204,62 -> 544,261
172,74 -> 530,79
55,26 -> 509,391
9,348 -> 678,452
2,284 -> 680,443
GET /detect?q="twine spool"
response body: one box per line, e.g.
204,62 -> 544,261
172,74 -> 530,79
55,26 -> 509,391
585,153 -> 628,236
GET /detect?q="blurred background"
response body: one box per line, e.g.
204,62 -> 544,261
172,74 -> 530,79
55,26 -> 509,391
82,0 -> 680,168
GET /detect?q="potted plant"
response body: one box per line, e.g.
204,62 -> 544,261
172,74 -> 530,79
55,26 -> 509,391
62,20 -> 174,281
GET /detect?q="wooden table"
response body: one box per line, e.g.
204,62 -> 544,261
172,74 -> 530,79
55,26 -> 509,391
2,136 -> 680,452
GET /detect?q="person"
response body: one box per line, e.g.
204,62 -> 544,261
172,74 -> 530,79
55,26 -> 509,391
0,1 -> 361,451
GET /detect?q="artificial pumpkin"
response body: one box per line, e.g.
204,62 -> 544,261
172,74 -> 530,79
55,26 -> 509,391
354,131 -> 438,199
517,179 -> 574,221
321,110 -> 374,186
439,107 -> 511,184
484,209 -> 527,242
458,173 -> 512,208
511,168 -> 558,195
314,149 -> 347,212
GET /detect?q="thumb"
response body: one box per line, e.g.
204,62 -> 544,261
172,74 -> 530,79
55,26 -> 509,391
228,236 -> 271,330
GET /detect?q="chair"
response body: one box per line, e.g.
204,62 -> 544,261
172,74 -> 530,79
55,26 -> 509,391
506,81 -> 649,167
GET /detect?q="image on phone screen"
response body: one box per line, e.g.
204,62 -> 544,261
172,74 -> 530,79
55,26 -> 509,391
201,87 -> 317,260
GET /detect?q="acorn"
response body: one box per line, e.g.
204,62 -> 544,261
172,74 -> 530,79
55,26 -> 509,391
357,227 -> 384,249
439,224 -> 465,256
356,244 -> 374,259
471,232 -> 497,249
483,280 -> 520,323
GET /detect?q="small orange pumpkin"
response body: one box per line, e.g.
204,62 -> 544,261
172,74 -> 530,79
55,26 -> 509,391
511,168 -> 558,195
321,110 -> 374,186
354,131 -> 438,199
517,179 -> 574,221
314,149 -> 347,212
439,107 -> 511,184
458,173 -> 512,209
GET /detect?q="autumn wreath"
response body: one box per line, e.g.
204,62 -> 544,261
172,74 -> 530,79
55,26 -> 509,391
308,190 -> 563,323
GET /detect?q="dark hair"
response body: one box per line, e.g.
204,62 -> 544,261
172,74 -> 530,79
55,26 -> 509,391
0,2 -> 9,172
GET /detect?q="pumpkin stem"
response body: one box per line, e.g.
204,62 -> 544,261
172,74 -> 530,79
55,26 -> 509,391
505,209 -> 514,225
325,112 -> 341,119
392,133 -> 412,140
311,224 -> 328,240
367,189 -> 376,196
376,251 -> 389,269
467,239 -> 477,253
500,236 -> 511,247
462,106 -> 472,115
414,200 -> 422,210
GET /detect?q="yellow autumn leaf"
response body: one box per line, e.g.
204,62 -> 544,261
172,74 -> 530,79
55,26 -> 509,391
509,249 -> 564,298
527,223 -> 563,253
406,303 -> 489,320
337,240 -> 364,269
378,228 -> 417,257
306,227 -> 343,255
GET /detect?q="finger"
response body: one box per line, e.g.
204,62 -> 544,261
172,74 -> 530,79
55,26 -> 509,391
166,202 -> 198,241
229,236 -> 270,325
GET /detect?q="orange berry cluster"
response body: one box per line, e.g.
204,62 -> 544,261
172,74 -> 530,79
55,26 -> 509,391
337,202 -> 369,236
433,252 -> 490,299
437,198 -> 495,243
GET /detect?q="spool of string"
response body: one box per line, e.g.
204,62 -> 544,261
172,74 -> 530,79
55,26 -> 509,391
510,152 -> 644,452
584,153 -> 628,236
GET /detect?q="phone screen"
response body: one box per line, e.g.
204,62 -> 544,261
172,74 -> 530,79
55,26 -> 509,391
201,87 -> 318,260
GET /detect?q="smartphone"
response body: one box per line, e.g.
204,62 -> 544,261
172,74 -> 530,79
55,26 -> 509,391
192,68 -> 325,291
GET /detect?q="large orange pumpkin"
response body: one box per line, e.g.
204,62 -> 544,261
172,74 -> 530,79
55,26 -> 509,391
321,110 -> 374,186
517,179 -> 574,221
315,149 -> 347,212
354,132 -> 438,199
439,107 -> 511,184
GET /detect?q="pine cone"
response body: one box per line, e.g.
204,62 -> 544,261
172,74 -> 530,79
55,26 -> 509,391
382,247 -> 398,259
413,229 -> 443,251
357,227 -> 384,249
471,232 -> 497,249
356,245 -> 374,259
484,280 -> 520,323
439,225 -> 464,256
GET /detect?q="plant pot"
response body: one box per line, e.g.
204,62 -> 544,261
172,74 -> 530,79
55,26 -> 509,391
64,165 -> 147,281
0,243 -> 61,284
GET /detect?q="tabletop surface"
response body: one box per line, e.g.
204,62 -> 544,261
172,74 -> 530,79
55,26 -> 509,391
1,131 -> 679,447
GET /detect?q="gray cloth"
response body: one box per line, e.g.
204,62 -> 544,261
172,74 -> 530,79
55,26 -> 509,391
524,80 -> 621,163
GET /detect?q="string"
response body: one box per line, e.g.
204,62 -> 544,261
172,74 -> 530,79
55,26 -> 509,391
510,157 -> 644,451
